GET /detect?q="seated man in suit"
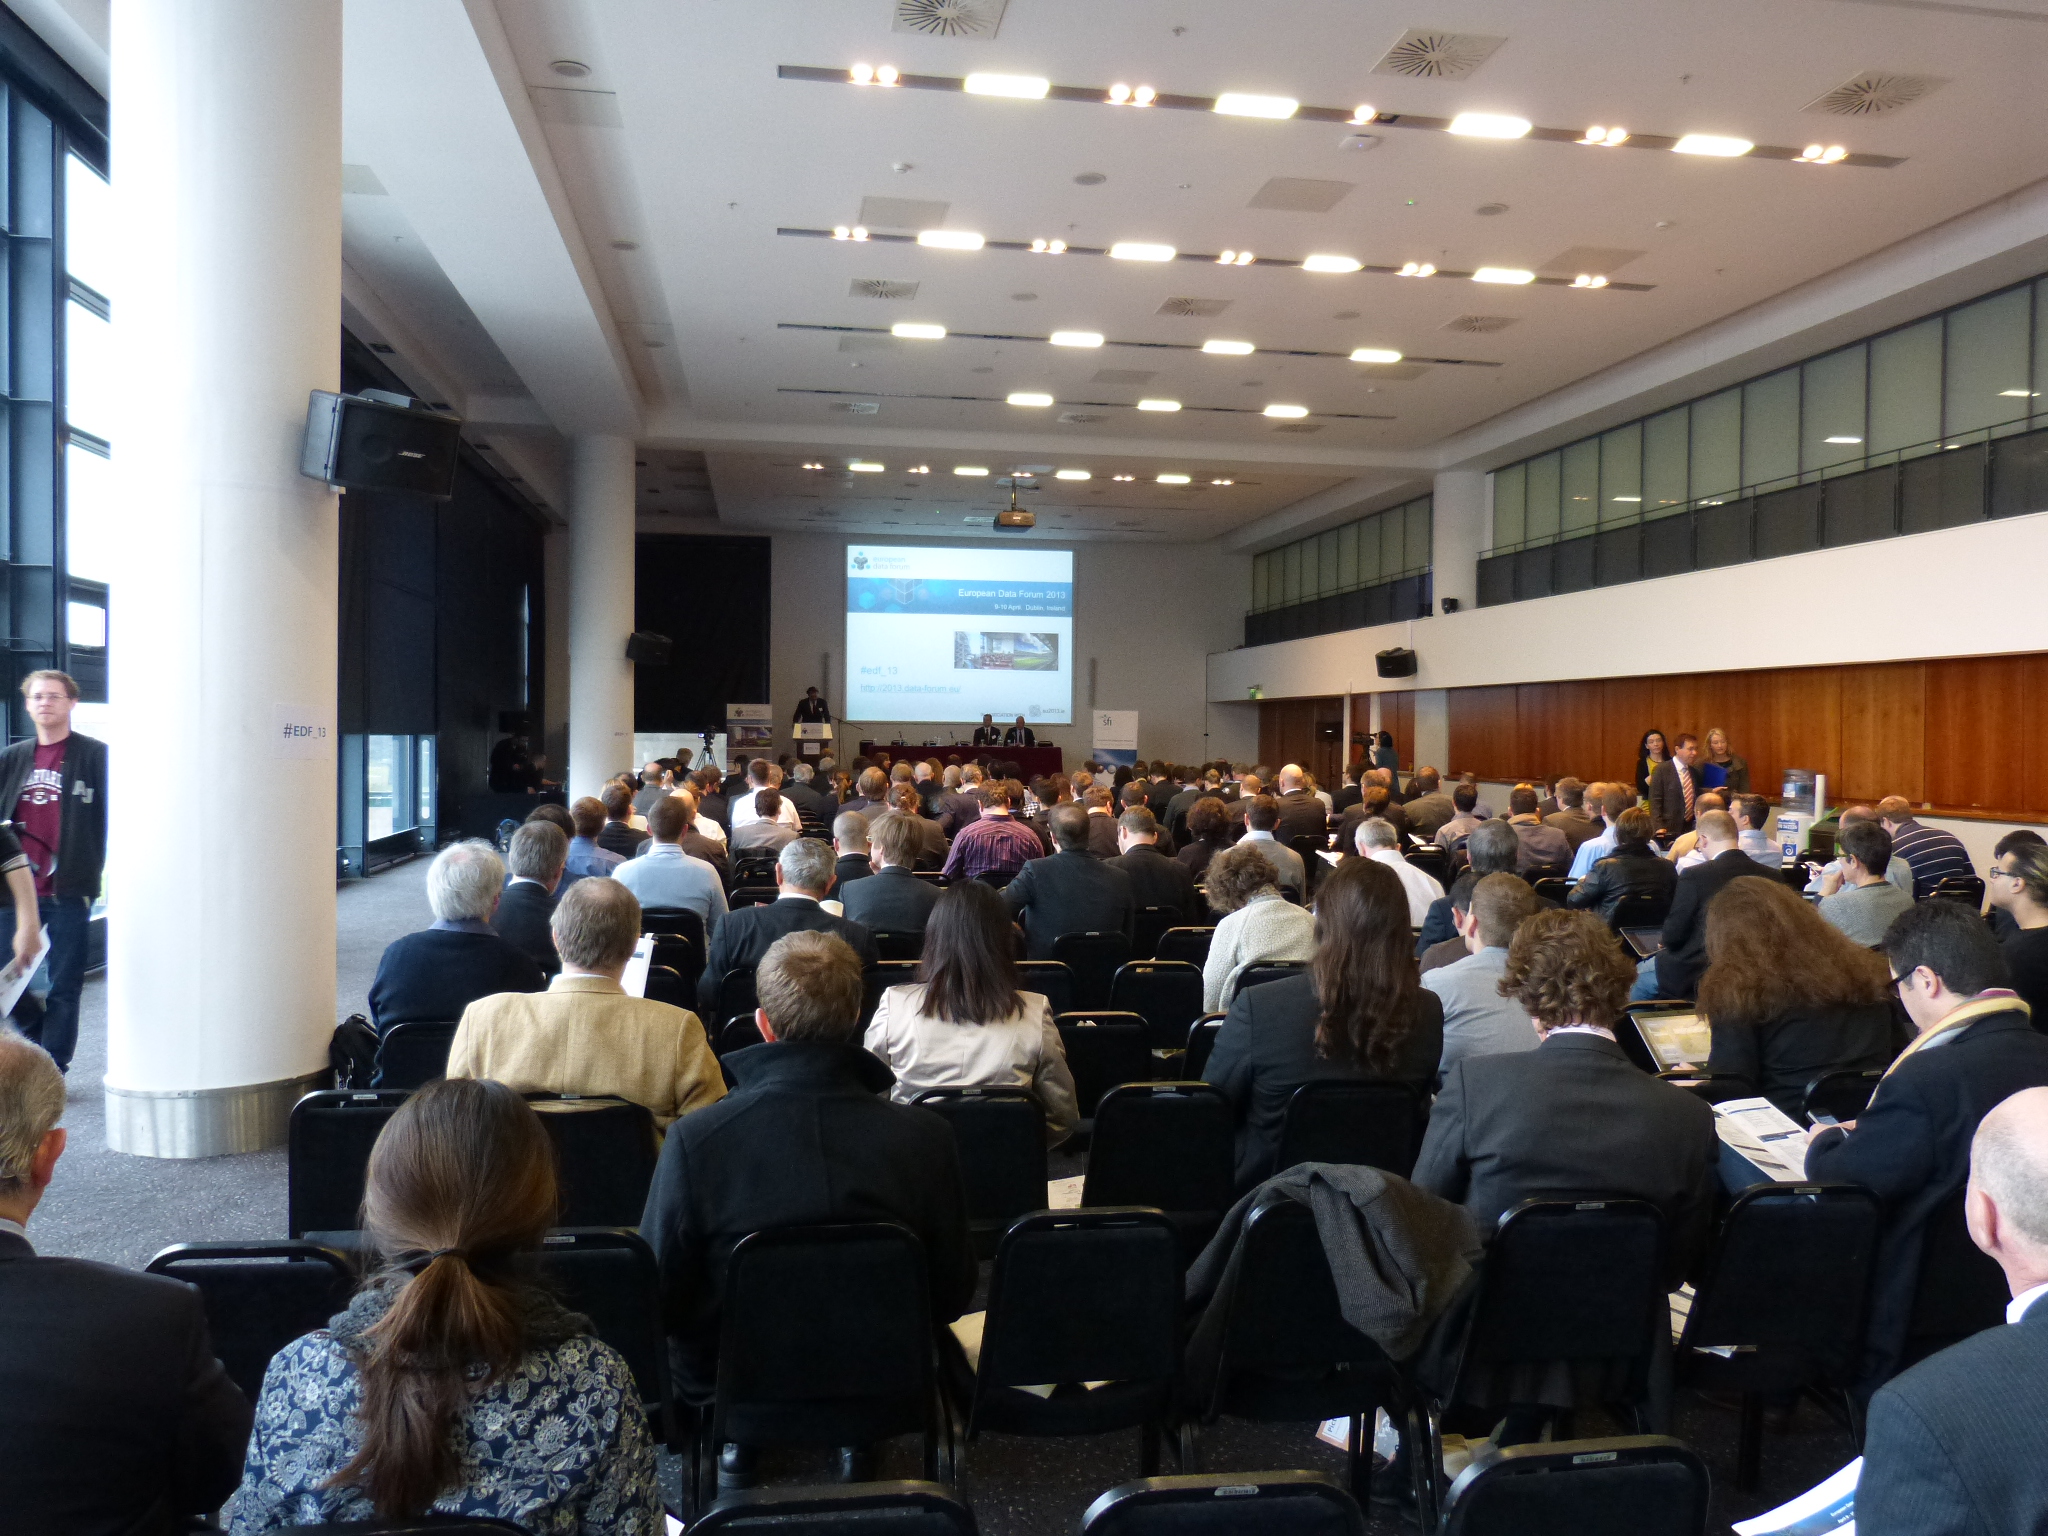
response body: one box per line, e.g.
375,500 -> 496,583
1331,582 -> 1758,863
1542,778 -> 1601,852
1432,783 -> 1484,853
780,762 -> 834,825
1424,874 -> 1543,1074
1415,818 -> 1523,957
934,765 -> 983,838
1807,901 -> 2048,1394
1113,806 -> 1199,922
565,796 -> 627,883
971,713 -> 1003,747
831,810 -> 876,892
698,837 -> 878,1014
1357,817 -> 1445,927
0,1028 -> 252,1530
1857,1086 -> 2048,1534
615,794 -> 730,928
941,778 -> 1042,883
493,819 -> 565,975
449,877 -> 724,1133
1638,810 -> 1773,1001
841,812 -> 942,937
596,781 -> 645,860
1402,767 -> 1456,841
1236,794 -> 1307,898
1118,781 -> 1175,855
643,930 -> 975,1483
1080,784 -> 1122,859
728,787 -> 799,858
1647,731 -> 1706,841
1004,715 -> 1036,747
1270,764 -> 1329,847
1414,907 -> 1720,1285
1504,784 -> 1572,875
368,840 -> 546,1035
1003,803 -> 1137,959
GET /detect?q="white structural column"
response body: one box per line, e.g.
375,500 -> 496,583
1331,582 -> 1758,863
1431,469 -> 1489,615
105,0 -> 343,1155
567,435 -> 638,799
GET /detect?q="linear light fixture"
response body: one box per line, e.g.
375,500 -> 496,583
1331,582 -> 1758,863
917,229 -> 985,250
890,322 -> 947,339
1672,134 -> 1754,157
1202,339 -> 1255,355
1611,495 -> 1642,502
1109,241 -> 1176,262
1824,435 -> 1864,444
1448,112 -> 1531,139
1136,398 -> 1182,412
1213,92 -> 1298,119
1006,391 -> 1055,407
1999,389 -> 2041,398
1349,347 -> 1403,364
848,461 -> 885,472
1049,330 -> 1104,347
778,322 -> 1501,368
1472,267 -> 1535,285
1262,404 -> 1310,419
955,465 -> 989,475
964,72 -> 1049,99
1157,473 -> 1192,483
1301,254 -> 1364,274
1056,468 -> 1091,480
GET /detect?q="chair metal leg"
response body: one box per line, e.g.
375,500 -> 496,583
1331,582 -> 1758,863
1407,1399 -> 1444,1533
1737,1392 -> 1763,1492
1345,1413 -> 1368,1508
1177,1420 -> 1203,1473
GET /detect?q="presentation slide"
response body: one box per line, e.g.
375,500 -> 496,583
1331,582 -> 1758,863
845,544 -> 1074,725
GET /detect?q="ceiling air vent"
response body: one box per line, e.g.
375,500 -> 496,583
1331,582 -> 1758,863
893,0 -> 1006,37
1058,411 -> 1106,424
1442,314 -> 1519,334
1372,30 -> 1506,80
1157,297 -> 1232,318
1092,368 -> 1154,386
1806,72 -> 1946,117
830,401 -> 881,415
849,278 -> 920,300
1271,422 -> 1325,434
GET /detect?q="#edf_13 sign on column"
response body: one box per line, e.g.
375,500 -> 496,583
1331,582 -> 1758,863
1092,710 -> 1139,768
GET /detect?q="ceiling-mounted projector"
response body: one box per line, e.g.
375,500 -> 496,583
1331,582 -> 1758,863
995,507 -> 1036,529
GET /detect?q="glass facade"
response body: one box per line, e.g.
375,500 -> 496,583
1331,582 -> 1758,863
1479,274 -> 2048,606
1244,494 -> 1432,646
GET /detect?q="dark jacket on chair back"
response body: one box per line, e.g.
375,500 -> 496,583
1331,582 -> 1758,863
1002,848 -> 1136,958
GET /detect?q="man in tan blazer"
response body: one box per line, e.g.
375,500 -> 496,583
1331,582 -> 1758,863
448,875 -> 724,1133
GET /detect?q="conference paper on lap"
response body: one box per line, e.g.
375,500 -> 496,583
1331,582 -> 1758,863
1713,1097 -> 1812,1183
1732,1457 -> 1859,1534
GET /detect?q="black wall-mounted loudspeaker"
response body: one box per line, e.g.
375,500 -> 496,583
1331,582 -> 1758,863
626,631 -> 673,666
1375,647 -> 1418,678
1440,597 -> 1461,614
300,389 -> 462,499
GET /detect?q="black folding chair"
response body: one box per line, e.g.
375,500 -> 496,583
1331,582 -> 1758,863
1082,1083 -> 1235,1254
1803,1069 -> 1884,1126
1081,1471 -> 1364,1536
694,1223 -> 951,1513
1677,1183 -> 1881,1488
1530,877 -> 1570,906
975,868 -> 1016,891
871,929 -> 926,962
1184,1196 -> 1437,1520
642,907 -> 708,993
729,884 -> 780,909
1056,1013 -> 1155,1119
536,1228 -> 674,1446
644,963 -> 691,1010
704,966 -> 759,1026
1016,959 -> 1076,1017
143,1240 -> 356,1400
912,1087 -> 1050,1257
1273,1079 -> 1426,1181
1440,1437 -> 1710,1536
1233,960 -> 1309,999
716,1014 -> 765,1056
863,960 -> 922,1024
1153,927 -> 1215,967
966,1210 -> 1182,1475
1930,875 -> 1986,908
1054,932 -> 1134,1011
1131,905 -> 1178,961
1107,961 -> 1205,1051
693,1483 -> 976,1536
1608,893 -> 1670,932
732,854 -> 781,888
288,1089 -> 410,1238
1901,1185 -> 2012,1372
1183,1014 -> 1225,1080
1406,845 -> 1451,887
524,1094 -> 658,1228
369,1020 -> 458,1090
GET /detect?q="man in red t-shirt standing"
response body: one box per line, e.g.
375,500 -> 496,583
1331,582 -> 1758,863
0,671 -> 107,1072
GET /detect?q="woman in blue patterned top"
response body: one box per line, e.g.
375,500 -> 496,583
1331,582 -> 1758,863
223,1078 -> 662,1534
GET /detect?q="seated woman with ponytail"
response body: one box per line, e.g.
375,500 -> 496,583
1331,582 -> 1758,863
224,1078 -> 661,1534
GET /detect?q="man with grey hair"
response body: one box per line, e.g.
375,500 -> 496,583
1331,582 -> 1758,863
493,819 -> 567,975
1357,816 -> 1444,927
1857,1087 -> 2048,1530
0,1029 -> 252,1528
448,880 -> 724,1133
697,836 -> 878,1016
367,840 -> 544,1035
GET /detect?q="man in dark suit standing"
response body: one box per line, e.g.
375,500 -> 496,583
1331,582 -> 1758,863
1414,908 -> 1720,1285
840,814 -> 941,937
1004,804 -> 1137,958
1807,903 -> 2048,1396
1112,807 -> 1198,922
698,839 -> 878,1014
1270,764 -> 1329,847
0,1030 -> 252,1531
493,821 -> 565,975
1648,732 -> 1706,841
1643,812 -> 1773,1001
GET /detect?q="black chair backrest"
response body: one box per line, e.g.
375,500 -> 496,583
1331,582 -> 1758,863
691,1482 -> 975,1536
1131,905 -> 1178,960
642,908 -> 708,986
1441,1437 -> 1710,1536
1053,931 -> 1135,1011
1108,960 -> 1206,1050
1906,1184 -> 2012,1354
1082,1471 -> 1365,1536
716,1223 -> 934,1448
370,1020 -> 458,1091
1211,1195 -> 1391,1388
1017,959 -> 1076,1017
975,868 -> 1016,890
871,929 -> 926,962
733,853 -> 780,886
1530,877 -> 1570,906
716,1014 -> 765,1056
143,1240 -> 356,1400
287,1089 -> 411,1236
911,1087 -> 1048,1245
864,960 -> 923,1024
729,884 -> 780,909
914,869 -> 947,885
1274,1079 -> 1425,1180
1930,875 -> 1986,909
1154,926 -> 1216,967
524,1095 -> 658,1227
711,966 -> 760,1024
1234,960 -> 1310,996
1608,894 -> 1670,930
1184,1013 -> 1225,1079
535,1228 -> 671,1438
1056,1013 -> 1155,1117
1406,845 -> 1450,885
1802,1069 -> 1885,1125
1082,1083 -> 1235,1231
643,963 -> 691,1010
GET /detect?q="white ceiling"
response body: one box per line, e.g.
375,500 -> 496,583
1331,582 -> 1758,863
320,0 -> 2048,542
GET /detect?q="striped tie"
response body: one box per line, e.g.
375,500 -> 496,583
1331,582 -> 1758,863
1681,767 -> 1695,822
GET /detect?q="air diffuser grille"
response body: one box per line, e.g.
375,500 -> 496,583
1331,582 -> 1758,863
1372,30 -> 1506,79
849,278 -> 920,300
1442,314 -> 1518,334
1806,72 -> 1945,117
892,0 -> 1006,37
830,401 -> 880,415
1157,297 -> 1232,318
1271,422 -> 1325,434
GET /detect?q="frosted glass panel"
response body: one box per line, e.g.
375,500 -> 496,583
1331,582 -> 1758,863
1525,452 -> 1561,542
1691,389 -> 1742,499
1944,287 -> 2031,436
1406,500 -> 1431,571
1601,423 -> 1642,524
1643,407 -> 1688,515
1316,529 -> 1338,594
1335,522 -> 1358,589
1492,462 -> 1526,548
1803,345 -> 1867,473
1869,318 -> 1941,456
1561,439 -> 1599,534
1742,368 -> 1800,488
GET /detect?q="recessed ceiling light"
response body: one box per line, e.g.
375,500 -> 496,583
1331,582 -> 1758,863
1111,473 -> 1136,481
955,465 -> 989,476
1056,468 -> 1091,480
1029,238 -> 1068,254
965,72 -> 1050,99
1213,92 -> 1299,120
831,226 -> 871,242
1672,134 -> 1753,157
1215,250 -> 1257,266
1570,274 -> 1609,289
1211,478 -> 1235,486
917,229 -> 986,250
1578,125 -> 1630,147
891,322 -> 947,339
1611,495 -> 1642,502
1999,389 -> 2040,398
1824,435 -> 1864,444
1110,242 -> 1177,263
1301,254 -> 1363,274
801,461 -> 824,470
1136,398 -> 1182,412
1106,83 -> 1156,107
1050,330 -> 1104,348
1157,473 -> 1192,484
1448,112 -> 1532,139
1349,347 -> 1404,364
1006,391 -> 1055,407
1472,267 -> 1535,284
1397,262 -> 1437,278
550,59 -> 591,78
848,461 -> 885,472
1795,143 -> 1850,165
1263,404 -> 1310,419
1203,339 -> 1256,356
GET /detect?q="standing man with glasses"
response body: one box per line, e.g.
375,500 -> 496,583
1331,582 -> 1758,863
0,672 -> 102,1074
1986,841 -> 2048,1020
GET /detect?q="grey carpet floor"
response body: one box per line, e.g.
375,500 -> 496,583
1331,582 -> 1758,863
27,856 -> 1852,1533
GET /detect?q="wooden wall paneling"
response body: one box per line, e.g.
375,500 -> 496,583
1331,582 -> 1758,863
1538,681 -> 1608,790
1309,696 -> 1344,788
1449,686 -> 1519,780
1837,662 -> 1925,805
2024,656 -> 2048,817
1514,683 -> 1556,783
1386,691 -> 1415,769
1925,656 -> 2028,813
1257,702 -> 1280,770
1598,678 -> 1659,788
1756,667 -> 1844,797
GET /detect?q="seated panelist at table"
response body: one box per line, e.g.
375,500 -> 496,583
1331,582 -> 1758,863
972,713 -> 1003,747
1004,715 -> 1036,747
